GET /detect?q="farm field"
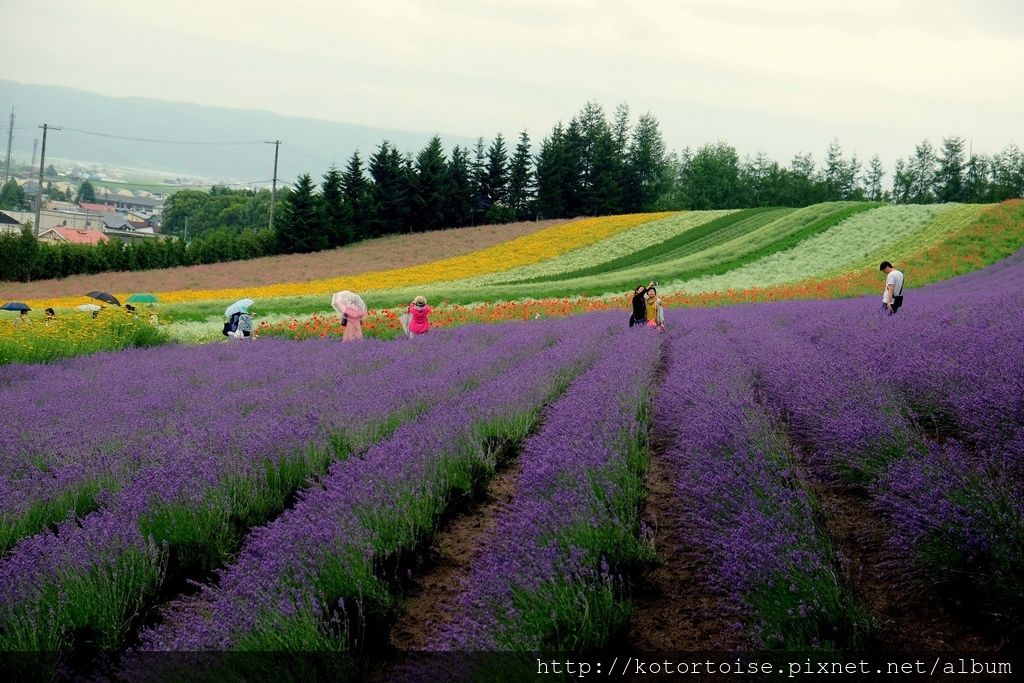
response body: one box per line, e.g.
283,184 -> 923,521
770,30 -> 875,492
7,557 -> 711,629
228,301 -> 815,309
4,199 -> 1021,353
1,242 -> 1022,677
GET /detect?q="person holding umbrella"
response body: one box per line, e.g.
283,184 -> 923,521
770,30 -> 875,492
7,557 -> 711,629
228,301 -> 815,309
341,304 -> 365,342
331,291 -> 367,342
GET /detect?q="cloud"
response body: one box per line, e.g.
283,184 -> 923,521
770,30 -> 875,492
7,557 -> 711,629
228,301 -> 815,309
2,0 -> 1020,164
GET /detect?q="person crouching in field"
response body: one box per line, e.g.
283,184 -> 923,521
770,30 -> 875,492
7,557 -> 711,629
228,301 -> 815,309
880,261 -> 905,316
408,296 -> 432,336
630,282 -> 654,327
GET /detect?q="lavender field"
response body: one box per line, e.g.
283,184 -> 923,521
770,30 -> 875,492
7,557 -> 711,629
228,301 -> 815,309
1,251 -> 1022,677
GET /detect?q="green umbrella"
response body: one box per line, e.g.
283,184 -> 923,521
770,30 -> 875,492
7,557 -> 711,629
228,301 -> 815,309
127,293 -> 159,304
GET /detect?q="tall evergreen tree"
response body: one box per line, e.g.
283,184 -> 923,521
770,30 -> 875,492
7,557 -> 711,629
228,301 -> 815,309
482,133 -> 509,209
908,140 -> 938,203
367,141 -> 408,236
624,112 -> 670,211
413,136 -> 447,232
471,137 -> 489,222
341,151 -> 370,242
935,136 -> 966,202
320,165 -> 348,248
865,154 -> 886,202
963,153 -> 991,202
506,130 -> 534,219
277,173 -> 323,253
891,158 -> 913,204
560,118 -> 586,215
443,145 -> 475,227
534,124 -> 567,219
588,125 -> 623,215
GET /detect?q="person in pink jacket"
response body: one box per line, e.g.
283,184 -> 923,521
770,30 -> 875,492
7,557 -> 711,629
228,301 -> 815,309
408,296 -> 432,336
341,304 -> 364,342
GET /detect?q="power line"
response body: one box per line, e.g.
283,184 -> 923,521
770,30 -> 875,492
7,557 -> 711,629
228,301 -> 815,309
281,142 -> 334,165
55,126 -> 266,146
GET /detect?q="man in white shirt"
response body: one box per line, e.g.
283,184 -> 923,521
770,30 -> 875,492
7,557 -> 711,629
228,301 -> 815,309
879,261 -> 905,315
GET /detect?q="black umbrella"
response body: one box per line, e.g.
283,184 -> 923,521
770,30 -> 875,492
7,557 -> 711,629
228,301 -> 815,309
1,302 -> 31,312
87,291 -> 121,306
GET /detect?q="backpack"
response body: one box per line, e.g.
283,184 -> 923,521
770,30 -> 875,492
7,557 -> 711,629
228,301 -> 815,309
238,313 -> 253,333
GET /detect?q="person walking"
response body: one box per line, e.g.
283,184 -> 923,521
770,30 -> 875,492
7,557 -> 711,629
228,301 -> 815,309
341,304 -> 364,341
879,261 -> 905,316
408,296 -> 432,336
630,282 -> 654,327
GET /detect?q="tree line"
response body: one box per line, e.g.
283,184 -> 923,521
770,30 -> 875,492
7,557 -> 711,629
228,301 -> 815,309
1,101 -> 1022,282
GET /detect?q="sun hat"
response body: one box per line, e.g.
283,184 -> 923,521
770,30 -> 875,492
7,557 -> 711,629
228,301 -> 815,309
414,295 -> 427,307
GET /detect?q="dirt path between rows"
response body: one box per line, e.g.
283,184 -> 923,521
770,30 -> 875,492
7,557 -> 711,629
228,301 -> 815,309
810,478 -> 1006,651
789,444 -> 1006,652
626,436 -> 742,651
385,456 -> 523,652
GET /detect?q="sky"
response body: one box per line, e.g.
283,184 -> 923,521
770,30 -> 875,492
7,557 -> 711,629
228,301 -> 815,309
2,0 -> 1022,167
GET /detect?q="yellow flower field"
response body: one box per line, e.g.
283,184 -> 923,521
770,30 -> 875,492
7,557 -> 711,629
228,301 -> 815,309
26,213 -> 671,309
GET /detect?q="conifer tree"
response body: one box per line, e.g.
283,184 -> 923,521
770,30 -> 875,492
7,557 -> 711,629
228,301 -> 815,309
506,130 -> 534,219
444,145 -> 475,227
413,136 -> 447,231
483,132 -> 509,207
341,151 -> 370,243
321,165 -> 347,248
277,173 -> 323,253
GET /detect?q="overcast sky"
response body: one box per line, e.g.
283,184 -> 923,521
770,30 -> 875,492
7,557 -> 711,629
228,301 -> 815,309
3,0 -> 1021,166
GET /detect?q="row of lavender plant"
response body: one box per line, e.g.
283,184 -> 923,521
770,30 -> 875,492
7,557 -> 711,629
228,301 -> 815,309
0,336 -> 417,554
652,320 -> 865,649
131,315 -> 621,673
416,325 -> 661,662
0,324 -> 555,653
728,282 -> 1023,621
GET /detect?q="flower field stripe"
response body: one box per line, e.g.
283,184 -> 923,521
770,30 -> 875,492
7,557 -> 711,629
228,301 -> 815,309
821,203 -> 991,280
0,314 -> 167,366
0,325 -> 558,653
422,327 -> 660,654
460,210 -> 735,286
396,202 -> 876,304
134,316 -> 618,656
24,214 -> 671,310
653,321 -> 865,649
390,209 -> 788,302
671,204 -> 958,294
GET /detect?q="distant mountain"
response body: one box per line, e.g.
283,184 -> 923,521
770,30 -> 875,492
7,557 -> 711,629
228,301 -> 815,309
0,80 -> 476,183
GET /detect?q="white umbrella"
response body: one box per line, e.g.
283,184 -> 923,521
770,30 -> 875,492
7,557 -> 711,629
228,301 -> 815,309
76,304 -> 102,312
225,298 -> 255,318
331,291 -> 367,318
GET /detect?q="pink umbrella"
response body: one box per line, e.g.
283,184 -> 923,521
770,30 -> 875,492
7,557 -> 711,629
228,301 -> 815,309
331,291 -> 367,320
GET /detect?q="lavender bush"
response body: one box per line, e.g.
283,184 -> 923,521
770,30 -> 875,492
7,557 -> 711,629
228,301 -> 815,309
0,323 -> 563,652
132,316 -> 619,660
424,327 -> 660,653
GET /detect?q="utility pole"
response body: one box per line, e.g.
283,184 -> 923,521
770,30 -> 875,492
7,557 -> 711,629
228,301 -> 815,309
34,124 -> 61,237
266,139 -> 280,230
3,108 -> 13,184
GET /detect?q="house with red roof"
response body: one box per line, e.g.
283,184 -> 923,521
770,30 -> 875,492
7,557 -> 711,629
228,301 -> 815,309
37,227 -> 110,245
